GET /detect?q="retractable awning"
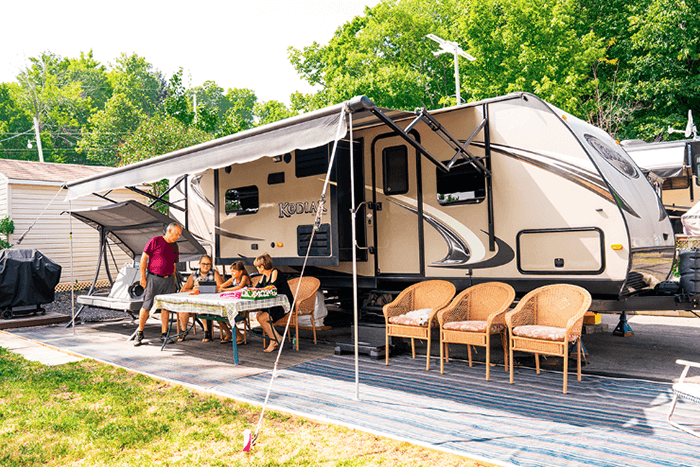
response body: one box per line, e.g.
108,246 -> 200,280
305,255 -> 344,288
623,140 -> 690,179
66,96 -> 412,200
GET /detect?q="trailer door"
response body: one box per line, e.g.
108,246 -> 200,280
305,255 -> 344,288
372,135 -> 423,275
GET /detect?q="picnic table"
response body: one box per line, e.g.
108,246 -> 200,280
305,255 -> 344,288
151,292 -> 291,364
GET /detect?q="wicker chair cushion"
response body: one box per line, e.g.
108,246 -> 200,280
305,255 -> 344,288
443,321 -> 505,333
512,325 -> 579,342
389,308 -> 437,327
674,383 -> 700,404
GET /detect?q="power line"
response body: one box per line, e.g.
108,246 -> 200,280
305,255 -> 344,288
0,127 -> 33,143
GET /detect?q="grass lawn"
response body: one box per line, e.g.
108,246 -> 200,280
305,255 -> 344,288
0,347 -> 495,466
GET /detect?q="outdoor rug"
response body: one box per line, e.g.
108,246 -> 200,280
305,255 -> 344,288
6,325 -> 700,467
212,355 -> 700,467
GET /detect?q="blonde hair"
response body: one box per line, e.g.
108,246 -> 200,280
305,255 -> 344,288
254,253 -> 273,270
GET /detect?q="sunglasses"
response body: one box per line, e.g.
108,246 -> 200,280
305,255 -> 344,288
200,262 -> 212,266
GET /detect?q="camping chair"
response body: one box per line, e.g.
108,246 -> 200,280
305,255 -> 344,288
505,284 -> 591,394
667,359 -> 700,438
383,280 -> 456,371
273,276 -> 321,351
438,282 -> 516,380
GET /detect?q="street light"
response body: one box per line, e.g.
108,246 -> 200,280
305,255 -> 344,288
426,34 -> 475,105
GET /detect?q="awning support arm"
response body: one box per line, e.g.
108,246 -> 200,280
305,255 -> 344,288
126,186 -> 185,212
147,175 -> 187,210
415,107 -> 491,176
368,108 -> 451,173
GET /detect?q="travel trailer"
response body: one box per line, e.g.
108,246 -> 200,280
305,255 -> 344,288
622,138 -> 700,232
66,93 -> 685,313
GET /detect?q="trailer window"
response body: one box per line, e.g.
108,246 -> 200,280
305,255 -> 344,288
436,161 -> 485,205
225,185 -> 259,215
383,145 -> 409,195
295,145 -> 329,178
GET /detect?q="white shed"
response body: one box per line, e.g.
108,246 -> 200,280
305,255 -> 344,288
0,159 -> 145,288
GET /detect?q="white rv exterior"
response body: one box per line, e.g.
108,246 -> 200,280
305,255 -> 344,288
169,93 -> 675,300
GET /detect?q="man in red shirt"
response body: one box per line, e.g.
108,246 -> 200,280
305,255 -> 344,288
134,222 -> 182,346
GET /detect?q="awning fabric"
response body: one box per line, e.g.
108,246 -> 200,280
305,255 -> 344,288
623,140 -> 689,180
70,200 -> 207,262
66,103 -> 348,200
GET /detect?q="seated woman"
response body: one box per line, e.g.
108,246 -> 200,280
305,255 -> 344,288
253,253 -> 294,353
218,261 -> 251,344
177,255 -> 229,343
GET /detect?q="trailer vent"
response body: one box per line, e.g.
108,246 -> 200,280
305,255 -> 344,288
295,145 -> 329,178
297,223 -> 331,256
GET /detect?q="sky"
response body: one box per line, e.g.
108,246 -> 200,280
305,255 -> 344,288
0,0 -> 382,105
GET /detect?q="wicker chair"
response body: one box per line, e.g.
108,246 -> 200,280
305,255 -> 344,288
505,284 -> 591,394
383,280 -> 456,370
667,359 -> 700,438
438,282 -> 515,380
273,276 -> 321,351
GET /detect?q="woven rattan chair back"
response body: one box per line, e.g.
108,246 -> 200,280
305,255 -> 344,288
438,282 -> 515,380
506,283 -> 592,394
273,276 -> 321,350
383,280 -> 456,371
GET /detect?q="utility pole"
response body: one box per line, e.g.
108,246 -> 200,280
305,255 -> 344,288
33,117 -> 44,163
426,34 -> 475,105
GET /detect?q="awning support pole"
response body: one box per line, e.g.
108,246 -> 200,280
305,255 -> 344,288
483,103 -> 495,252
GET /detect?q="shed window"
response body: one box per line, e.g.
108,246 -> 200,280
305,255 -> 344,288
436,161 -> 486,205
383,145 -> 409,195
225,185 -> 259,215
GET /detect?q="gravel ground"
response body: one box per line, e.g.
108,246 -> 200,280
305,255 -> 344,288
45,289 -> 136,322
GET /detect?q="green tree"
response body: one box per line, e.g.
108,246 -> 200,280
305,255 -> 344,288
12,51 -> 97,164
217,88 -> 258,136
78,54 -> 165,166
117,114 -> 212,212
0,216 -> 14,250
77,92 -> 144,166
0,83 -> 34,160
254,100 -> 297,126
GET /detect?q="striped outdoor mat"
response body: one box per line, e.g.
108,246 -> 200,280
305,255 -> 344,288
212,354 -> 700,467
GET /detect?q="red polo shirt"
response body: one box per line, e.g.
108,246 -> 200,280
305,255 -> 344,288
144,236 -> 179,276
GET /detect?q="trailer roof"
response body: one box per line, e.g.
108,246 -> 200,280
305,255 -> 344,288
64,96 -> 413,200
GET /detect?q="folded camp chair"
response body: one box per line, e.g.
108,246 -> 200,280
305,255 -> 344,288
438,282 -> 515,380
505,284 -> 592,394
383,280 -> 456,371
667,359 -> 700,438
273,276 -> 321,350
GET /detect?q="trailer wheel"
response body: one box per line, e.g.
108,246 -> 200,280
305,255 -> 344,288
2,310 -> 13,320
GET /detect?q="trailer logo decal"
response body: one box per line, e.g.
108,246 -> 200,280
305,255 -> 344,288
584,134 -> 640,179
278,201 -> 326,218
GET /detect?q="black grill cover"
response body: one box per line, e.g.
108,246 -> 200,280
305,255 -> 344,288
0,249 -> 62,308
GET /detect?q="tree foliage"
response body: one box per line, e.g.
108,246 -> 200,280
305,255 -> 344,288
2,0 -> 700,169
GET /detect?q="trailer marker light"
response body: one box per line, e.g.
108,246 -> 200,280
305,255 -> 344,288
611,244 -> 623,250
562,114 -> 567,120
276,242 -> 283,248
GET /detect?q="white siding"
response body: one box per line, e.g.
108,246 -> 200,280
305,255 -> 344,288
7,184 -> 146,284
0,175 -> 8,219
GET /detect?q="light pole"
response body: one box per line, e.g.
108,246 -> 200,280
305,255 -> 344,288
426,34 -> 475,105
26,117 -> 44,163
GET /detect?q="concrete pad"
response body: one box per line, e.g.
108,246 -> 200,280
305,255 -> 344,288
0,330 -> 83,366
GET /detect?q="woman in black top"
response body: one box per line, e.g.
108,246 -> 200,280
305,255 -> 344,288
254,253 -> 293,352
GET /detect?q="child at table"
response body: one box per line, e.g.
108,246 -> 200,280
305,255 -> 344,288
218,261 -> 252,344
177,255 -> 230,343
